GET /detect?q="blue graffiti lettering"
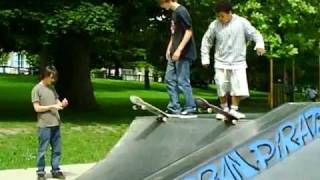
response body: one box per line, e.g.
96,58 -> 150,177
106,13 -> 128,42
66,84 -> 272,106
249,140 -> 276,170
219,156 -> 235,180
180,107 -> 320,180
297,115 -> 313,145
304,110 -> 316,137
197,163 -> 218,180
277,122 -> 302,158
317,113 -> 320,135
224,151 -> 258,179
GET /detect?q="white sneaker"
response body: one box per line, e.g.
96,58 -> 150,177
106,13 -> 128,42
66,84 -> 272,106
216,113 -> 226,120
229,109 -> 246,119
216,107 -> 229,120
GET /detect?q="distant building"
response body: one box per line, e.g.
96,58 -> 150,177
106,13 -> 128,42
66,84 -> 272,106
0,52 -> 30,74
122,67 -> 156,82
92,66 -> 162,82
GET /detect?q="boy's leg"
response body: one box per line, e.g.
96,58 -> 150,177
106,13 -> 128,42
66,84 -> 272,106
36,127 -> 51,175
176,59 -> 196,113
229,68 -> 249,118
215,69 -> 230,108
165,60 -> 181,113
219,96 -> 228,105
231,96 -> 241,106
214,69 -> 231,119
50,126 -> 61,173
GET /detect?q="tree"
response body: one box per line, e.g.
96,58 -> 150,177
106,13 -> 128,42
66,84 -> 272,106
0,49 -> 9,65
0,1 -> 117,110
235,0 -> 318,106
134,60 -> 154,90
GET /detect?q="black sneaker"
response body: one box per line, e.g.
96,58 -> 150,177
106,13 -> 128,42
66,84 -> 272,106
165,109 -> 180,115
52,171 -> 66,179
37,173 -> 46,180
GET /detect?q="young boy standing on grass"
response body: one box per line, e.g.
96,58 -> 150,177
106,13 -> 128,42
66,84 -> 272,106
31,66 -> 68,180
201,0 -> 265,120
159,0 -> 197,115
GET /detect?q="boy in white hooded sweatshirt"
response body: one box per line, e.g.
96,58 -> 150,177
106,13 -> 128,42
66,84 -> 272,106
201,0 -> 265,119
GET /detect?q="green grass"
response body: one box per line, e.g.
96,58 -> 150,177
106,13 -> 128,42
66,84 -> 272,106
0,74 -> 269,170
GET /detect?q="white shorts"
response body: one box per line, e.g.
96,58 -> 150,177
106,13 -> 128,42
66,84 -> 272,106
214,68 -> 249,97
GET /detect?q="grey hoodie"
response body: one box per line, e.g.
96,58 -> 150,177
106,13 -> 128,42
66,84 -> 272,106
201,14 -> 264,69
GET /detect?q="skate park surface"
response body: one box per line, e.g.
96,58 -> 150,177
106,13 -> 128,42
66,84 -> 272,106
2,103 -> 319,180
76,102 -> 320,180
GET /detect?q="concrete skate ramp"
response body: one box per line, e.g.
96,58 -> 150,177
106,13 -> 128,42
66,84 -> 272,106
255,138 -> 320,180
77,103 -> 320,180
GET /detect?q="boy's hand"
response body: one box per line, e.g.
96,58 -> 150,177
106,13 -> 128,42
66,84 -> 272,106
256,48 -> 265,56
172,49 -> 182,61
51,104 -> 63,110
166,50 -> 171,60
62,98 -> 69,108
57,101 -> 63,107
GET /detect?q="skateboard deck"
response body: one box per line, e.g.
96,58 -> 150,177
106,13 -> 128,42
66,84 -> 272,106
130,95 -> 197,122
195,97 -> 238,125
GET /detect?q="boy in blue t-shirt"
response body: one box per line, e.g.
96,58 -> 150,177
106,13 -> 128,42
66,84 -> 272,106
159,0 -> 197,115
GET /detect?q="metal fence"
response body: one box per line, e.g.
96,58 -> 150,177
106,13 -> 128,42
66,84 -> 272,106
91,71 -> 163,82
0,66 -> 39,75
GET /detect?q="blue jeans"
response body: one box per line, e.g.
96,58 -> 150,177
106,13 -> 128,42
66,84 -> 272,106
36,126 -> 61,174
165,58 -> 196,113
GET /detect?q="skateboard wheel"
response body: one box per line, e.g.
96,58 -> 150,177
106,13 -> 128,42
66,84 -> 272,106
132,105 -> 138,110
197,108 -> 203,113
232,120 -> 237,125
207,108 -> 213,113
141,105 -> 146,110
156,116 -> 167,122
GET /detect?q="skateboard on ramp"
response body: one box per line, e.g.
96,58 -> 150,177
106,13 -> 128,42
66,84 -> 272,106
130,95 -> 197,122
195,97 -> 238,125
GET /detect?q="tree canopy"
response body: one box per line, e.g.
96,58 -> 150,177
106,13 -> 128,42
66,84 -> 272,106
0,0 -> 319,109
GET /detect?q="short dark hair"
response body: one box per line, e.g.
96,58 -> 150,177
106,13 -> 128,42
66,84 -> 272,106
41,65 -> 58,80
159,0 -> 177,5
215,0 -> 233,13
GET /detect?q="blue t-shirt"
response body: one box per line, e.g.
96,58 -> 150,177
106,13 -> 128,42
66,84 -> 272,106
170,5 -> 197,61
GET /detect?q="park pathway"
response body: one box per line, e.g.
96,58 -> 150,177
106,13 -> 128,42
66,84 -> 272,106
0,163 -> 95,180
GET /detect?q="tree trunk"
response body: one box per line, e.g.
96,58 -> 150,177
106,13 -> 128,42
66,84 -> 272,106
269,59 -> 274,108
318,42 -> 320,92
144,68 -> 150,89
283,61 -> 288,102
291,59 -> 295,101
39,46 -> 50,71
114,61 -> 120,78
54,34 -> 97,110
107,67 -> 111,77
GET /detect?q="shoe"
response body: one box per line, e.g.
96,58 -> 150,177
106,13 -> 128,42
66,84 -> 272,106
229,109 -> 246,119
37,173 -> 46,180
216,113 -> 226,120
215,106 -> 229,120
181,108 -> 196,115
51,171 -> 66,179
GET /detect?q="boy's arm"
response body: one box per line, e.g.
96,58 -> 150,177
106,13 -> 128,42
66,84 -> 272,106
32,88 -> 60,112
201,22 -> 216,66
242,18 -> 265,56
166,37 -> 173,60
33,102 -> 62,113
31,87 -> 63,113
172,29 -> 193,61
